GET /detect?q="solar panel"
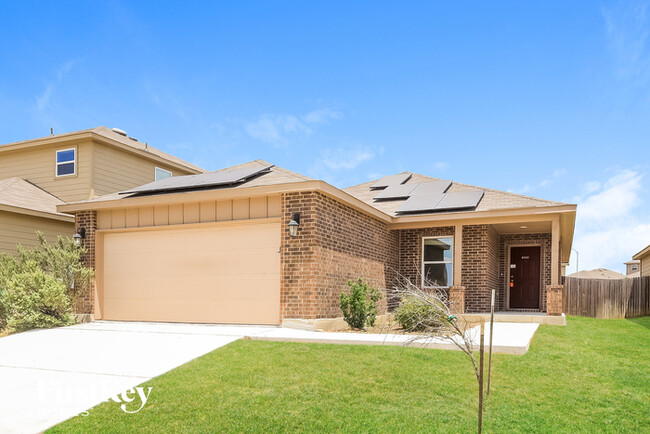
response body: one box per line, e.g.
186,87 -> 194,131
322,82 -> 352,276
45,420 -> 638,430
371,173 -> 412,189
434,190 -> 484,211
373,183 -> 418,200
396,190 -> 484,214
409,181 -> 452,195
121,165 -> 274,195
396,193 -> 445,213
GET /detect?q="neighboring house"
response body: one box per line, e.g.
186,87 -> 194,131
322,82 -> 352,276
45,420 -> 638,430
633,245 -> 650,277
0,127 -> 205,254
567,268 -> 626,279
624,260 -> 641,278
60,160 -> 577,325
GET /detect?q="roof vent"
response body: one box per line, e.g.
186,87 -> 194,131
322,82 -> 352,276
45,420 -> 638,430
112,128 -> 127,136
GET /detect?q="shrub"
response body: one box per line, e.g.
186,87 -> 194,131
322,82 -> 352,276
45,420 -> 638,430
17,232 -> 94,299
0,232 -> 93,333
339,279 -> 382,330
3,262 -> 75,332
394,296 -> 448,332
0,253 -> 19,330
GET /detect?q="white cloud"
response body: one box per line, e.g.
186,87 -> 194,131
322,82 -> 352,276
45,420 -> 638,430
433,162 -> 449,172
245,108 -> 341,146
602,1 -> 650,84
35,60 -> 75,113
302,108 -> 341,124
570,169 -> 649,273
319,146 -> 377,170
578,169 -> 642,221
510,167 -> 567,194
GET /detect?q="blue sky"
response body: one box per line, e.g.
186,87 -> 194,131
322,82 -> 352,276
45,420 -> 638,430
0,1 -> 648,272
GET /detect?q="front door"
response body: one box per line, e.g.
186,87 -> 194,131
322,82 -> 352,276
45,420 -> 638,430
509,246 -> 541,309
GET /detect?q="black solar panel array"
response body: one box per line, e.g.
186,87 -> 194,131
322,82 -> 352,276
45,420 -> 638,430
120,165 -> 274,195
370,176 -> 484,214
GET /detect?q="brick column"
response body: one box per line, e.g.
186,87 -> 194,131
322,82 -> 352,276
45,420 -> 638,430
75,211 -> 97,314
449,285 -> 466,314
546,285 -> 563,316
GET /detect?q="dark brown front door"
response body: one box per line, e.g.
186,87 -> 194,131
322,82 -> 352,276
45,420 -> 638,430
509,246 -> 540,309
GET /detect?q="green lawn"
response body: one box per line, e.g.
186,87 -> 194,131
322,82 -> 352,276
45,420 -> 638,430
51,316 -> 650,433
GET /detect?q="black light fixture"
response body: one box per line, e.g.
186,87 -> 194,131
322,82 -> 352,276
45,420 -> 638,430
288,213 -> 300,237
73,227 -> 86,246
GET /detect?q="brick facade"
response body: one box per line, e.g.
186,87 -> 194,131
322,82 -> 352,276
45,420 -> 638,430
399,226 -> 455,286
75,190 -> 561,320
281,191 -> 399,319
460,225 -> 500,312
75,210 -> 97,314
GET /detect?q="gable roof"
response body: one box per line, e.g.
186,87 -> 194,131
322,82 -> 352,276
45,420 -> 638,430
0,177 -> 73,220
343,172 -> 568,217
0,126 -> 206,174
633,245 -> 650,260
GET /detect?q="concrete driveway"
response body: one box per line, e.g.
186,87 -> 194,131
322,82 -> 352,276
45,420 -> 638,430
0,321 -> 276,434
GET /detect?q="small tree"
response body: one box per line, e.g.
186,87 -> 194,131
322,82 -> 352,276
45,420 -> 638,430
388,270 -> 491,433
339,278 -> 382,330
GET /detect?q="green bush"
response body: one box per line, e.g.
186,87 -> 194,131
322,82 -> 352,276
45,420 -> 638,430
394,296 -> 448,332
3,262 -> 75,332
339,279 -> 382,330
0,232 -> 93,333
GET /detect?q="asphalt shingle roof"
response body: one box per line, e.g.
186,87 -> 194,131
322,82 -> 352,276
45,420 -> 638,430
343,172 -> 567,217
0,177 -> 70,217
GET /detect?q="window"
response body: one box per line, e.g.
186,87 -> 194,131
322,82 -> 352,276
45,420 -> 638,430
56,148 -> 76,177
155,167 -> 172,181
631,265 -> 639,272
422,237 -> 453,287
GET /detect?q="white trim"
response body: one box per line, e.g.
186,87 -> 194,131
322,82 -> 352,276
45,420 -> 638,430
55,147 -> 76,177
422,235 -> 454,288
155,166 -> 172,181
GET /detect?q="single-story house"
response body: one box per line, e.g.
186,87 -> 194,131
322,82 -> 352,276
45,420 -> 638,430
59,160 -> 576,325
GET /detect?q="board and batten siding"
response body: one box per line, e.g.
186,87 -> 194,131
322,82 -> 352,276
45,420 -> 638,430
92,143 -> 192,197
0,141 -> 93,203
0,210 -> 74,254
96,195 -> 282,230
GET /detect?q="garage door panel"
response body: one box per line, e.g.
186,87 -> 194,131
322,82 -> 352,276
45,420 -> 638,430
102,222 -> 281,325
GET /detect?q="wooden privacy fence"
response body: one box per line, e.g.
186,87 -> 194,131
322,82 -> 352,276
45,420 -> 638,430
563,276 -> 650,319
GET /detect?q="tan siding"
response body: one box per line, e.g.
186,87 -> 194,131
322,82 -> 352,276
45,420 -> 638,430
0,211 -> 74,254
0,141 -> 92,202
96,195 -> 282,229
92,143 -> 194,197
642,257 -> 650,277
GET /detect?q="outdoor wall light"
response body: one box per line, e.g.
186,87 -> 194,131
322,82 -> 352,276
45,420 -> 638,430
73,227 -> 86,247
288,213 -> 300,237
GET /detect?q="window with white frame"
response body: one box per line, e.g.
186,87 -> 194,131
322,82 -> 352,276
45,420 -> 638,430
155,167 -> 172,181
55,148 -> 76,177
631,265 -> 639,272
422,236 -> 453,287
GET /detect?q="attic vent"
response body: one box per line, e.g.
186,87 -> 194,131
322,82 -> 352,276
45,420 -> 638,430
112,128 -> 127,136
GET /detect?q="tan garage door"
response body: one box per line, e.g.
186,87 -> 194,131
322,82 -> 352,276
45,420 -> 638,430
101,221 -> 281,324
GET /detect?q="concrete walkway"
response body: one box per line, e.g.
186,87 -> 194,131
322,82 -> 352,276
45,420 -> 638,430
0,320 -> 538,433
251,322 -> 539,355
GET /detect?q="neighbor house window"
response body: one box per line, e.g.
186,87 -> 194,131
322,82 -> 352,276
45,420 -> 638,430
55,148 -> 76,177
422,236 -> 453,287
631,265 -> 639,272
155,167 -> 172,181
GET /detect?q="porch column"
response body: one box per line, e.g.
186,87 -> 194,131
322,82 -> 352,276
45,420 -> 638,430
454,224 -> 462,286
551,216 -> 560,286
546,285 -> 563,316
